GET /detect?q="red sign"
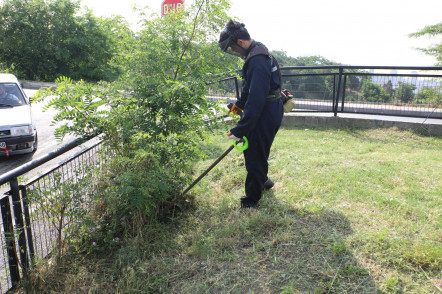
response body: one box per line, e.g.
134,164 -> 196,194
161,0 -> 184,17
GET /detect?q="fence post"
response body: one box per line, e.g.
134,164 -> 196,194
341,74 -> 347,112
20,185 -> 35,266
332,75 -> 336,114
0,196 -> 20,287
234,77 -> 240,100
334,67 -> 344,116
9,178 -> 29,273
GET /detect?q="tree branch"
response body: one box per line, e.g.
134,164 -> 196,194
174,0 -> 205,80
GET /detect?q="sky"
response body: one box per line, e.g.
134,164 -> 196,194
80,0 -> 441,67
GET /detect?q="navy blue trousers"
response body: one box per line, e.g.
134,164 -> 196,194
242,99 -> 283,205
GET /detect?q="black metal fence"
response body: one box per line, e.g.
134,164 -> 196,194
0,138 -> 105,293
207,66 -> 441,119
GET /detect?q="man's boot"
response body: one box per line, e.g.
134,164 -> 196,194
263,177 -> 274,190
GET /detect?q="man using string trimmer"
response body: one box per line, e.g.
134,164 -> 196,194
219,20 -> 284,208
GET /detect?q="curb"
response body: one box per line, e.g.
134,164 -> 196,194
282,113 -> 442,136
20,80 -> 57,90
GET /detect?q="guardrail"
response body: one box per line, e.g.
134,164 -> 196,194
207,66 -> 441,119
0,138 -> 104,293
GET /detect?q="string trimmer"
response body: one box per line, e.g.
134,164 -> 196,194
181,136 -> 248,196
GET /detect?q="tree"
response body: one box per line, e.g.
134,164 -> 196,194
268,54 -> 341,99
409,23 -> 442,66
270,50 -> 298,67
361,78 -> 390,102
394,82 -> 416,103
0,0 -> 128,81
382,80 -> 394,96
268,53 -> 363,100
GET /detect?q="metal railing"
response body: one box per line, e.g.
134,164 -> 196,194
0,138 -> 105,293
207,66 -> 442,119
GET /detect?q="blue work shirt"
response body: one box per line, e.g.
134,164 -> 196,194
230,41 -> 280,138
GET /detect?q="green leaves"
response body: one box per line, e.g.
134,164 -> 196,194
409,22 -> 442,66
36,77 -> 110,141
0,0 -> 130,81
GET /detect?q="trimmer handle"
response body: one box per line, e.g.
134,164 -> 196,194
233,136 -> 248,151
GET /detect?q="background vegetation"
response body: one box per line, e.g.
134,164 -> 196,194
0,0 -> 130,81
269,51 -> 441,106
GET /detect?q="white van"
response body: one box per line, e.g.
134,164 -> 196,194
0,73 -> 38,156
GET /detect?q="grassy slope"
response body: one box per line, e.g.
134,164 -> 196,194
22,126 -> 441,293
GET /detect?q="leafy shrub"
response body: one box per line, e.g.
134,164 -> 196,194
28,169 -> 95,261
35,0 -> 238,238
416,85 -> 442,107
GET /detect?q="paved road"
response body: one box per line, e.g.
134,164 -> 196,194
0,90 -> 71,176
0,89 -> 96,191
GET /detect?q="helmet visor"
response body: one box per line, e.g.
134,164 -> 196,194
218,36 -> 233,52
219,37 -> 246,58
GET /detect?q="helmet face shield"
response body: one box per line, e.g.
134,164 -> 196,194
218,36 -> 232,52
218,36 -> 247,58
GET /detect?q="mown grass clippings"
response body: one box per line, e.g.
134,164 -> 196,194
19,252 -> 117,294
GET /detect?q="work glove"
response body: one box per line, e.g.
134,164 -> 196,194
282,89 -> 293,98
227,132 -> 242,142
227,103 -> 243,116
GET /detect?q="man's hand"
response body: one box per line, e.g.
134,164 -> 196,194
227,132 -> 241,141
227,103 -> 243,116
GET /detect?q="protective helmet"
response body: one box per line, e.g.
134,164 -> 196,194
218,20 -> 250,58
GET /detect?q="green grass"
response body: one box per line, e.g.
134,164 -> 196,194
21,126 -> 442,293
